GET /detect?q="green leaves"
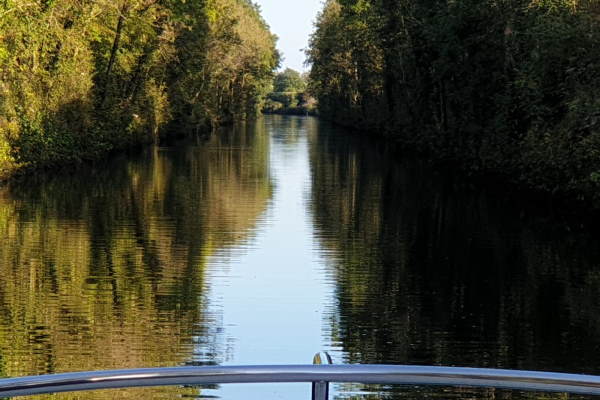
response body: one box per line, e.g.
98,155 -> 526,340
308,0 -> 600,202
0,46 -> 8,64
273,68 -> 307,93
0,0 -> 278,177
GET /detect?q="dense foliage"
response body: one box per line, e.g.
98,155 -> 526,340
307,0 -> 600,200
263,68 -> 317,115
0,0 -> 279,177
273,68 -> 307,93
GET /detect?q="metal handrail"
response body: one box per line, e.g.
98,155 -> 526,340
1,364 -> 600,398
312,352 -> 333,399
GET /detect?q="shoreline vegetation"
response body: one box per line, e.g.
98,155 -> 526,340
307,0 -> 600,206
1,1 -> 598,212
0,0 -> 279,181
262,68 -> 318,116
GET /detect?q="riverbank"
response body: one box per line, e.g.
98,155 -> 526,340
324,116 -> 600,215
263,109 -> 318,116
307,0 -> 600,206
0,0 -> 278,183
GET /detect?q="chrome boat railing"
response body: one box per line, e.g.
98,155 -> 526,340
1,353 -> 600,399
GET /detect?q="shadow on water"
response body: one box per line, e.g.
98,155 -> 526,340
0,122 -> 272,399
308,121 -> 600,399
0,115 -> 599,400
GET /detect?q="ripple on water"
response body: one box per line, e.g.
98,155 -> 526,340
0,116 -> 599,400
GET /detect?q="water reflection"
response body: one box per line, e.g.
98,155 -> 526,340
309,122 -> 600,398
0,123 -> 272,399
0,115 -> 599,400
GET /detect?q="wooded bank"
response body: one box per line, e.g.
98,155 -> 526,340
0,0 -> 279,178
307,0 -> 600,203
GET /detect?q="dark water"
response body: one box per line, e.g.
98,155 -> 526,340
0,115 -> 599,399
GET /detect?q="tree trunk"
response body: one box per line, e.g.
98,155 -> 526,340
101,4 -> 128,105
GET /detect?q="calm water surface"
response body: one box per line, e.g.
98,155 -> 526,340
1,115 -> 600,399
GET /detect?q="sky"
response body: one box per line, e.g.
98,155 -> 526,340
254,0 -> 323,72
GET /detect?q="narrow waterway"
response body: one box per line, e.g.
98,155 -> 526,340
0,115 -> 599,399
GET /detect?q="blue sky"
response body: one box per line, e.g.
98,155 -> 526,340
254,0 -> 323,72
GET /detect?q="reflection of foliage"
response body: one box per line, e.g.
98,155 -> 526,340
310,124 -> 600,397
334,385 -> 577,400
0,123 -> 272,399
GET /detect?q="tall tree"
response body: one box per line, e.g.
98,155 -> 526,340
0,0 -> 280,174
308,0 -> 600,201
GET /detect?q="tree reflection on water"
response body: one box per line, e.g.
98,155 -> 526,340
0,123 -> 272,399
309,122 -> 600,399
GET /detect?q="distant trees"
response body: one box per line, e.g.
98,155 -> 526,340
307,0 -> 600,201
263,68 -> 316,115
273,68 -> 307,93
0,0 -> 279,177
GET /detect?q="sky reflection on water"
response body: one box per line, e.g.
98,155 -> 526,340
0,115 -> 599,400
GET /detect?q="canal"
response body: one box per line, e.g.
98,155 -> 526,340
0,115 -> 599,399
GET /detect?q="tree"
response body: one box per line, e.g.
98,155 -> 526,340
307,0 -> 600,200
0,0 -> 280,174
273,68 -> 307,93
